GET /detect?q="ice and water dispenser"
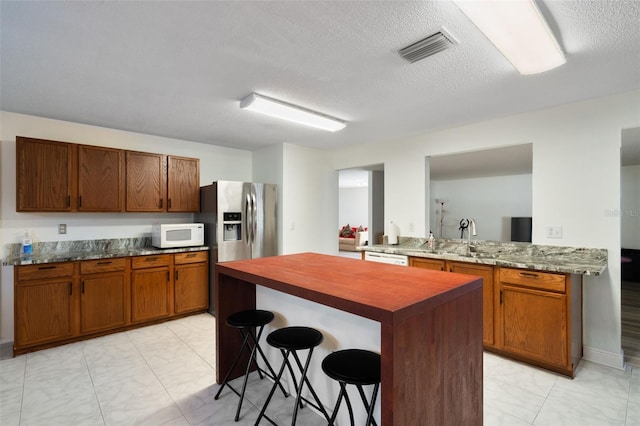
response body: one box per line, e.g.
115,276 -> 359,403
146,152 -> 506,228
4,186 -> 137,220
223,212 -> 242,241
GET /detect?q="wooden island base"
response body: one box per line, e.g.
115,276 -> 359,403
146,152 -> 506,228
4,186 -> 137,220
215,253 -> 483,425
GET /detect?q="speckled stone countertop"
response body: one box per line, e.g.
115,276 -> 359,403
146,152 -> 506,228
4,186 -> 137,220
362,237 -> 608,276
2,237 -> 209,266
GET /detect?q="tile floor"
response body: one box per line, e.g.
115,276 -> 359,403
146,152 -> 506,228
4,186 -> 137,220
0,313 -> 638,425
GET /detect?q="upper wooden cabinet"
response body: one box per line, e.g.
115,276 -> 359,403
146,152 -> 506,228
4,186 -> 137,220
16,137 -> 76,211
126,151 -> 166,212
78,145 -> 125,212
167,156 -> 200,212
16,136 -> 200,213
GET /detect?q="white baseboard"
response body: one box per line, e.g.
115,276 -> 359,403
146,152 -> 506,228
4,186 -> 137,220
582,345 -> 625,370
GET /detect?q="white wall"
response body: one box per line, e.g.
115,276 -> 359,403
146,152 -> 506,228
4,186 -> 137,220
430,174 -> 532,241
621,165 -> 640,250
338,187 -> 368,229
281,143 -> 338,255
329,90 -> 640,368
0,112 -> 253,344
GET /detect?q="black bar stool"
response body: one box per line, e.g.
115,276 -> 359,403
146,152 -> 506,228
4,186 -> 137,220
321,349 -> 381,426
214,309 -> 287,421
255,326 -> 332,426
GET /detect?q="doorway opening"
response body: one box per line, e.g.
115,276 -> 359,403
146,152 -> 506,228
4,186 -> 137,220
621,127 -> 640,367
338,165 -> 384,258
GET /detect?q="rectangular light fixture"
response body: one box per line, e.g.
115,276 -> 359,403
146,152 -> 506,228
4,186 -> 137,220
453,0 -> 566,75
240,93 -> 346,132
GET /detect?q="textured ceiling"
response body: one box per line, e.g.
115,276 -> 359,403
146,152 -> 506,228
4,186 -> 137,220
1,1 -> 639,152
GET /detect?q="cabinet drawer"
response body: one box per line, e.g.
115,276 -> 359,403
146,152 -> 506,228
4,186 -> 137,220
131,254 -> 172,269
499,268 -> 566,293
17,262 -> 74,281
80,258 -> 127,274
174,251 -> 208,265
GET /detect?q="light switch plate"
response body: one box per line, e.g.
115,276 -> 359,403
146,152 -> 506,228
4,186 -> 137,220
58,224 -> 67,234
545,225 -> 562,238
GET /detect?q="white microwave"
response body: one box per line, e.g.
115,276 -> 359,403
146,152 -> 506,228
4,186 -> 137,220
152,223 -> 204,248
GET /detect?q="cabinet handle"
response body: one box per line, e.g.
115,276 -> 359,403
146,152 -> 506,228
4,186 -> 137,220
66,196 -> 71,207
79,196 -> 82,207
38,265 -> 56,270
146,257 -> 158,262
166,271 -> 170,282
186,253 -> 197,258
159,199 -> 163,209
69,283 -> 72,295
519,272 -> 539,279
168,199 -> 172,209
500,290 -> 503,304
175,270 -> 179,281
81,280 -> 85,294
440,266 -> 445,271
97,261 -> 112,265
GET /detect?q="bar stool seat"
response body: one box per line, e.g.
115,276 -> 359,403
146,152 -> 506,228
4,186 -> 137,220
215,309 -> 286,421
322,349 -> 381,426
255,326 -> 331,425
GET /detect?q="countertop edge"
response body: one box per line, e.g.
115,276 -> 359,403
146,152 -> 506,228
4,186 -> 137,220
3,245 -> 210,266
361,245 -> 607,276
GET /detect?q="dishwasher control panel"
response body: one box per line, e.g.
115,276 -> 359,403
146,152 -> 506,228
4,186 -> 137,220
364,251 -> 409,266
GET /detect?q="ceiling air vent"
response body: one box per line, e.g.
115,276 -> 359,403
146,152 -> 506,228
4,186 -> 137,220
398,28 -> 457,63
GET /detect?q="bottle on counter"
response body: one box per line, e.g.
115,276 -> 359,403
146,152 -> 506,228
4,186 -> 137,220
22,230 -> 33,255
428,231 -> 435,249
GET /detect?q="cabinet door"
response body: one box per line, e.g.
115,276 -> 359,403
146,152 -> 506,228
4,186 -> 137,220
126,151 -> 166,212
78,145 -> 124,212
15,280 -> 74,347
131,268 -> 171,322
500,285 -> 568,367
409,257 -> 445,271
80,273 -> 127,334
449,262 -> 495,346
167,156 -> 200,212
174,263 -> 208,314
16,137 -> 75,211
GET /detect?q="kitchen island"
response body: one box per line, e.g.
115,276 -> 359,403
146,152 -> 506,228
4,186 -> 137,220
215,252 -> 483,425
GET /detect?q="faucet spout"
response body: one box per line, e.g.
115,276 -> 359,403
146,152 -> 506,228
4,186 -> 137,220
467,219 -> 477,255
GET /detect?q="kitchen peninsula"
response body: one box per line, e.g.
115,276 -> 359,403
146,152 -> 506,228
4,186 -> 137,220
215,252 -> 483,425
362,237 -> 608,377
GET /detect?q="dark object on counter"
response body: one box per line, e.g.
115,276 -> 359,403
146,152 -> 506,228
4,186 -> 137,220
622,248 -> 640,282
256,326 -> 332,425
322,349 -> 381,426
511,217 -> 532,242
214,310 -> 286,421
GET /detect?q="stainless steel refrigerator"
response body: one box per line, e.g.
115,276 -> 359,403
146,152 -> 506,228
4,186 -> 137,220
195,181 -> 277,314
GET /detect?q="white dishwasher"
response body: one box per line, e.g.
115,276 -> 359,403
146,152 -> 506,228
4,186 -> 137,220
364,251 -> 409,266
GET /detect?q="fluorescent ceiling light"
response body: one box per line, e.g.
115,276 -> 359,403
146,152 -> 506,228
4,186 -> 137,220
453,0 -> 566,75
240,93 -> 346,132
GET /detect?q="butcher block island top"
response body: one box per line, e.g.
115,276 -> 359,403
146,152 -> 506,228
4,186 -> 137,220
215,252 -> 483,425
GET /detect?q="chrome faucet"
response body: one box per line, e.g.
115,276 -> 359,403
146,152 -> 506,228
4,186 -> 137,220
467,219 -> 477,255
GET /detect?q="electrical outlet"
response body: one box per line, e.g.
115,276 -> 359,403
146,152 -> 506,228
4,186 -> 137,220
58,224 -> 67,234
545,225 -> 562,239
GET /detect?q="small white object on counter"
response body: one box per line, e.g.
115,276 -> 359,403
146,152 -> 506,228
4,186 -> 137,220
387,221 -> 398,245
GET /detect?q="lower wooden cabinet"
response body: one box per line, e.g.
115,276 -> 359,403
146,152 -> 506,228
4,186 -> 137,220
409,256 -> 582,377
448,261 -> 495,347
15,276 -> 74,348
409,257 -> 445,271
497,267 -> 580,376
174,252 -> 209,314
14,251 -> 209,355
131,255 -> 172,323
80,258 -> 129,334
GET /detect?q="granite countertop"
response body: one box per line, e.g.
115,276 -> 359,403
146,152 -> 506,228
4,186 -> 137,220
2,237 -> 209,266
362,237 -> 608,276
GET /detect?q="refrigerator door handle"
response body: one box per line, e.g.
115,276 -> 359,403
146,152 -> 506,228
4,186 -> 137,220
251,191 -> 257,245
245,193 -> 252,243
